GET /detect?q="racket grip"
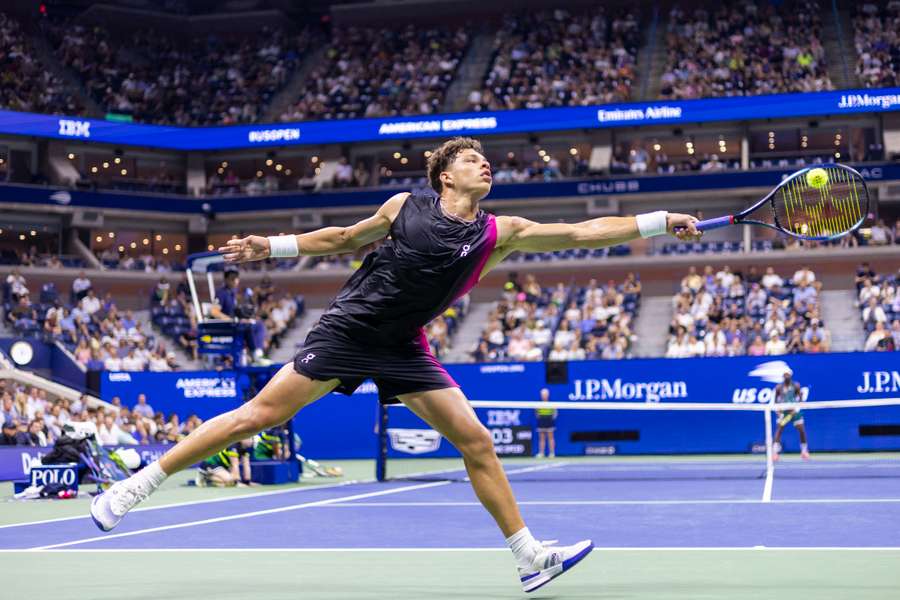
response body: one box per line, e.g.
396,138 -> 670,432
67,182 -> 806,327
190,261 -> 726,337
695,215 -> 735,231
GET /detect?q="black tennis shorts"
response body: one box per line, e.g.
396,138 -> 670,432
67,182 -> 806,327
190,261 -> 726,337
292,326 -> 458,404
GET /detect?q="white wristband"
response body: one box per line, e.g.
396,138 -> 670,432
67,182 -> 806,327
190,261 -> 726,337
266,235 -> 299,258
635,211 -> 669,238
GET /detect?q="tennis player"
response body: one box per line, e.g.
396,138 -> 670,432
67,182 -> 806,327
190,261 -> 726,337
91,137 -> 699,592
535,388 -> 557,458
772,369 -> 810,461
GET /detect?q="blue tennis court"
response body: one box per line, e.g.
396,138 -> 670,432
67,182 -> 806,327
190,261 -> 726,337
3,456 -> 899,599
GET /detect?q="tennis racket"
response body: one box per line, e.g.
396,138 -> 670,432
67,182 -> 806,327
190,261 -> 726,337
690,164 -> 870,241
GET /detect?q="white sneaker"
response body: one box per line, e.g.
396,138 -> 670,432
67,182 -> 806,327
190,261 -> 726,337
90,477 -> 153,532
518,539 -> 593,593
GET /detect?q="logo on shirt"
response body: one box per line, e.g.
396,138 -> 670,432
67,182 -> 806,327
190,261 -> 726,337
300,353 -> 316,364
460,244 -> 471,257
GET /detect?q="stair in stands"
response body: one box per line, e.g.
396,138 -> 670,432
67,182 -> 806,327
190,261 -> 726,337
442,29 -> 495,113
819,289 -> 862,352
262,45 -> 329,123
27,22 -> 105,118
637,7 -> 668,101
631,295 -> 673,358
443,301 -> 496,364
822,7 -> 858,89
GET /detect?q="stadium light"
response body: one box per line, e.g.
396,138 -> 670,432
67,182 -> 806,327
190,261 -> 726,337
265,159 -> 274,166
114,157 -> 121,164
108,232 -> 114,238
95,236 -> 102,243
256,170 -> 263,177
19,234 -> 26,240
207,244 -> 214,251
142,238 -> 149,245
175,244 -> 182,251
393,152 -> 401,159
400,157 -> 408,165
311,156 -> 318,163
67,153 -> 75,160
102,162 -> 109,169
155,234 -> 162,241
129,242 -> 136,249
90,166 -> 98,173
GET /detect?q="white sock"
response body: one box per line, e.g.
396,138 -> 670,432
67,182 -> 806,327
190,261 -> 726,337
133,461 -> 168,491
506,527 -> 543,569
801,443 -> 809,453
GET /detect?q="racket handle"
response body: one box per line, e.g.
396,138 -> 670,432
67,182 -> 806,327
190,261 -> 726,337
695,215 -> 735,231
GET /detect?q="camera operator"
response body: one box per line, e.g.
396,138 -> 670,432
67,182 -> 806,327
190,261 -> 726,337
209,269 -> 270,365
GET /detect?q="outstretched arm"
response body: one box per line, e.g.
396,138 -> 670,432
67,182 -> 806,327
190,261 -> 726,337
494,212 -> 700,254
218,192 -> 409,263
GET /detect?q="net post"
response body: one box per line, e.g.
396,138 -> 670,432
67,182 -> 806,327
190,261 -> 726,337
375,402 -> 388,482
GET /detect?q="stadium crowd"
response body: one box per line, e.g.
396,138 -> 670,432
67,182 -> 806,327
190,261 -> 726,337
43,20 -> 313,125
468,8 -> 638,111
665,265 -> 830,358
0,14 -> 83,117
471,273 -> 639,362
855,262 -> 900,351
279,25 -> 468,121
853,1 -> 900,88
4,269 -> 180,371
0,381 -> 203,447
660,3 -> 833,99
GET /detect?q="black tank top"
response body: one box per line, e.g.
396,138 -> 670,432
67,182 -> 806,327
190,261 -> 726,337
315,189 -> 498,346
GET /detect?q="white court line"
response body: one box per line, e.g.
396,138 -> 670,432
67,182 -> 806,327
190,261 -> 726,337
762,465 -> 774,503
0,478 -> 373,531
298,497 -> 900,507
28,480 -> 449,551
2,546 -> 899,554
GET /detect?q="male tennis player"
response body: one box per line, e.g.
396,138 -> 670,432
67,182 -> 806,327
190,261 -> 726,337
772,369 -> 810,461
91,137 -> 699,592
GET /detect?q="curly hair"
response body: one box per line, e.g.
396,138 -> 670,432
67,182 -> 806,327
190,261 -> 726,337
426,137 -> 484,193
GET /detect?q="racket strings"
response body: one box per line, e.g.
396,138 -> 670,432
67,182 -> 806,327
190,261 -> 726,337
773,167 -> 866,238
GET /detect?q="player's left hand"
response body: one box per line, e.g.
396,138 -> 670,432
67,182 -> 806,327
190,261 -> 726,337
219,235 -> 270,262
667,213 -> 701,240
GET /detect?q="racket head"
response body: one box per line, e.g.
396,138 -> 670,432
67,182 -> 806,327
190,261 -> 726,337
750,163 -> 870,241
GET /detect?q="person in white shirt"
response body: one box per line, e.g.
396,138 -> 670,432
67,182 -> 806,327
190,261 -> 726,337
72,271 -> 92,301
865,322 -> 889,351
121,349 -> 146,372
548,341 -> 568,362
688,335 -> 706,357
666,331 -> 692,358
6,268 -> 28,299
81,290 -> 101,315
765,331 -> 787,355
716,265 -> 736,289
862,297 -> 887,325
704,323 -> 727,356
858,279 -> 881,306
761,267 -> 783,290
149,353 -> 172,372
104,353 -> 123,371
792,266 -> 815,287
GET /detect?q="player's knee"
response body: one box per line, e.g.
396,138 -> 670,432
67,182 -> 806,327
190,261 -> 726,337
458,426 -> 494,461
231,403 -> 279,438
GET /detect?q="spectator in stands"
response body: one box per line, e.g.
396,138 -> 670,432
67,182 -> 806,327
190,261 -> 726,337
5,268 -> 28,300
153,277 -> 171,306
665,328 -> 692,358
863,297 -> 888,326
853,2 -> 900,88
72,270 -> 92,302
761,266 -> 784,290
865,321 -> 890,351
890,319 -> 900,350
210,269 -> 269,364
7,295 -> 37,329
0,420 -> 23,445
747,334 -> 766,356
792,280 -> 818,315
765,330 -> 787,355
704,322 -> 727,356
80,289 -> 101,316
133,394 -> 154,420
869,219 -> 894,245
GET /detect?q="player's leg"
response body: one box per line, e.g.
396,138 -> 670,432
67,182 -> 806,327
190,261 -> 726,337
537,430 -> 546,457
795,420 -> 810,459
548,429 -> 556,458
91,364 -> 339,531
397,387 -> 592,592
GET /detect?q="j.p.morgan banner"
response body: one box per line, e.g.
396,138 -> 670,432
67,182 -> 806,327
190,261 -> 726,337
443,352 -> 900,406
1,88 -> 898,150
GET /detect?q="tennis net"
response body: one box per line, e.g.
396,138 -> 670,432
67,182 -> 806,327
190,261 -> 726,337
375,398 -> 900,485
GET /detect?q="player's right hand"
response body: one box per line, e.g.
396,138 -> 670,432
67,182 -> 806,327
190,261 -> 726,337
219,235 -> 270,263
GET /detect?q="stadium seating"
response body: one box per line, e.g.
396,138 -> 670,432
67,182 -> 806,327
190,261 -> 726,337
469,8 -> 638,111
471,273 -> 639,362
279,25 -> 469,121
42,20 -> 314,125
660,3 -> 833,99
666,265 -> 828,357
853,1 -> 900,88
856,266 -> 900,351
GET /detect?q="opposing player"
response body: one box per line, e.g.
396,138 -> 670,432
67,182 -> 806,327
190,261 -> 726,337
773,369 -> 810,461
90,137 -> 699,592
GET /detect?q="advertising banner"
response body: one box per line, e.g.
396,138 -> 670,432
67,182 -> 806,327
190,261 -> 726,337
0,88 -> 897,150
0,444 -> 172,481
100,370 -> 246,420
